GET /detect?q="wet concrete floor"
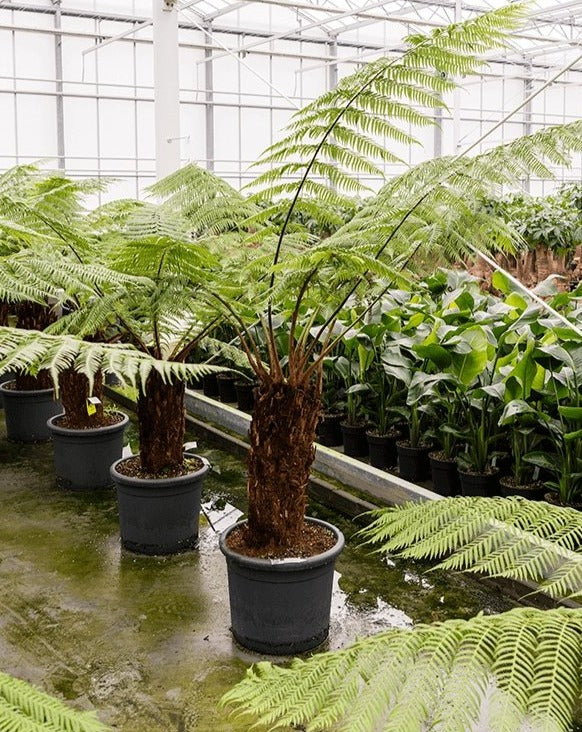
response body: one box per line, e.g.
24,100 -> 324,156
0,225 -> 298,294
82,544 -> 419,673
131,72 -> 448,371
0,412 -> 517,730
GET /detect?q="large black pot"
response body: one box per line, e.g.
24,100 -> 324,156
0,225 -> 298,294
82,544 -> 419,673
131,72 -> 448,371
111,455 -> 209,555
340,422 -> 368,458
366,430 -> 399,470
0,372 -> 16,409
458,467 -> 500,497
235,381 -> 256,412
499,476 -> 545,501
48,412 -> 129,490
429,452 -> 460,496
0,381 -> 61,443
217,373 -> 237,403
396,441 -> 432,482
317,412 -> 344,447
219,518 -> 345,655
202,373 -> 219,398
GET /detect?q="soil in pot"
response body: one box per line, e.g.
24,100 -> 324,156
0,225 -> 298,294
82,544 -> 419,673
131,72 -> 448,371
366,429 -> 400,470
340,421 -> 368,458
48,411 -> 128,491
429,451 -> 460,497
499,476 -> 546,501
458,467 -> 500,497
111,454 -> 209,555
235,380 -> 256,412
396,441 -> 432,483
217,373 -> 237,403
317,412 -> 344,447
219,517 -> 345,655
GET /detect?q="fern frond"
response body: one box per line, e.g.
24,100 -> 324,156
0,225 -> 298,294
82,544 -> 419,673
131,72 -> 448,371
0,327 -> 224,391
359,496 -> 582,601
0,671 -> 109,731
221,607 -> 582,732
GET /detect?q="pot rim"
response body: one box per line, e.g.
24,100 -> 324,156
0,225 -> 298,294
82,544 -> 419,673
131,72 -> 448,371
47,410 -> 129,437
110,453 -> 210,487
428,450 -> 458,464
457,466 -> 501,478
0,380 -> 55,397
219,517 -> 345,571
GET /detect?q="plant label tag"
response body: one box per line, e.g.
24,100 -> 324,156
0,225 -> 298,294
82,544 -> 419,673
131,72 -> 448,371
86,396 -> 101,415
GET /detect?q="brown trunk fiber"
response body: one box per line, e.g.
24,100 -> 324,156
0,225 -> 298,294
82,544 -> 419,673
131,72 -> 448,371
246,377 -> 322,551
137,370 -> 185,474
13,302 -> 58,391
0,300 -> 9,327
58,368 -> 105,428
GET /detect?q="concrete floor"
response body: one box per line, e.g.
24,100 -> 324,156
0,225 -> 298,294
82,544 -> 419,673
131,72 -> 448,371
0,412 -> 516,731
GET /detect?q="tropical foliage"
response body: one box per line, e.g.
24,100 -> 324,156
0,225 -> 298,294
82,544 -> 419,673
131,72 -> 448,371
0,671 -> 109,732
221,607 -> 582,732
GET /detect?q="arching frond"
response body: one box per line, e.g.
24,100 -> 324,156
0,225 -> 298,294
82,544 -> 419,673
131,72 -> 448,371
247,3 -> 527,205
221,608 -> 582,732
0,327 -> 224,392
0,671 -> 109,731
359,496 -> 582,601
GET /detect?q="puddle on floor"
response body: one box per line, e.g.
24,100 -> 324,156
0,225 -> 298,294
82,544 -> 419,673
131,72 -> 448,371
0,411 -> 518,731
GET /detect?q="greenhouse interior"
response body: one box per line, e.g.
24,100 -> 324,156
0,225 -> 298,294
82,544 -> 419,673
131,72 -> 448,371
1,0 -> 582,730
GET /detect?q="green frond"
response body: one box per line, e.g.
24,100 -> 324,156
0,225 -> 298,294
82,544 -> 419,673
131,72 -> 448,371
359,496 -> 582,601
0,327 -> 224,392
0,671 -> 109,731
221,607 -> 582,732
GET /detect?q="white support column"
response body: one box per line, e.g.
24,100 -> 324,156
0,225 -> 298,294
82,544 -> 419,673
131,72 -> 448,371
153,0 -> 181,179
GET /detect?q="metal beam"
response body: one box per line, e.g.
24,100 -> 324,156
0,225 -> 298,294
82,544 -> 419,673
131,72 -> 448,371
194,0 -> 396,65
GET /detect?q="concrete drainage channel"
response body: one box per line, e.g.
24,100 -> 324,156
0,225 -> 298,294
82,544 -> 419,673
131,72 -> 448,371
106,386 -> 579,610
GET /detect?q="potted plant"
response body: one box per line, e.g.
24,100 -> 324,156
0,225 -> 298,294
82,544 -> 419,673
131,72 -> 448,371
364,325 -> 407,469
317,354 -> 346,446
523,345 -> 582,507
336,331 -> 374,458
497,399 -> 545,500
216,2 -> 571,654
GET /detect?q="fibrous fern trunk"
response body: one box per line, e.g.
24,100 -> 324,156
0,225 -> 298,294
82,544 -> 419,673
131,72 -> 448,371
246,375 -> 321,550
14,301 -> 56,391
58,367 -> 104,428
137,370 -> 185,474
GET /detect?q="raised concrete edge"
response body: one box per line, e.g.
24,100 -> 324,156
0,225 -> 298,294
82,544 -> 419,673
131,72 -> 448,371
184,389 -> 441,508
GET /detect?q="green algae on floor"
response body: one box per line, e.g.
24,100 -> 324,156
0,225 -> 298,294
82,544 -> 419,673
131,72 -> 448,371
0,413 -> 517,731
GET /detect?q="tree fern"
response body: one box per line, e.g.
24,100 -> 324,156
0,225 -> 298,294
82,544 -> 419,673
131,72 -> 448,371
0,671 -> 109,731
245,3 -> 528,231
221,607 -> 582,732
359,496 -> 582,601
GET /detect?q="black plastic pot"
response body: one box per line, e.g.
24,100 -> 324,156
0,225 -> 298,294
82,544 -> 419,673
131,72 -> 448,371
340,422 -> 368,458
235,381 -> 256,412
429,452 -> 460,497
219,518 -> 345,655
202,373 -> 219,398
366,430 -> 399,470
0,381 -> 62,443
0,372 -> 16,409
499,476 -> 546,501
48,412 -> 129,490
110,455 -> 210,555
458,467 -> 500,497
396,441 -> 432,482
317,412 -> 344,447
217,373 -> 237,403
